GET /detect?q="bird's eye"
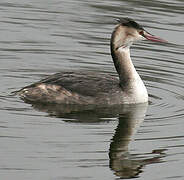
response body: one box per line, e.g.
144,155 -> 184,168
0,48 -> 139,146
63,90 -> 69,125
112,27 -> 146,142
139,31 -> 144,36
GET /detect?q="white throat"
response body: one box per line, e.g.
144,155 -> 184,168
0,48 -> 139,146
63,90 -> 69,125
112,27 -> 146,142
117,47 -> 148,103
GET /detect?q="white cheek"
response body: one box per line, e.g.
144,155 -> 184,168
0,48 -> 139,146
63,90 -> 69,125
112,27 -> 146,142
139,34 -> 145,40
125,37 -> 134,46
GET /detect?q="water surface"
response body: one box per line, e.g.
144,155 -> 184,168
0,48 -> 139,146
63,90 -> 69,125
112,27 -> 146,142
0,0 -> 184,179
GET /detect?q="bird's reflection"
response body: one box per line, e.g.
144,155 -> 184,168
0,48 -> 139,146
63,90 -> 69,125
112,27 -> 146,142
31,103 -> 138,122
28,102 -> 166,179
109,104 -> 166,179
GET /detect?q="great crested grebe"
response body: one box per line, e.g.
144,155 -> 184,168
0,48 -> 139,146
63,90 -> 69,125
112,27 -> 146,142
17,18 -> 167,105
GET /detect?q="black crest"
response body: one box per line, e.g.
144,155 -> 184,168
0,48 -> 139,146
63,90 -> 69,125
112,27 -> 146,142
116,17 -> 144,30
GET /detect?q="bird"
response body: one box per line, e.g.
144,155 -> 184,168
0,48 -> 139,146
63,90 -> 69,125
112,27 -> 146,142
17,18 -> 167,105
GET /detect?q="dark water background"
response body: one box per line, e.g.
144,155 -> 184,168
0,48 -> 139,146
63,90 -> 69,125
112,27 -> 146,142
0,0 -> 184,179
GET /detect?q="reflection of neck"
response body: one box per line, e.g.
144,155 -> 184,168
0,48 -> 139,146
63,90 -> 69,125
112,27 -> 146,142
109,104 -> 148,177
109,104 -> 147,156
109,111 -> 134,154
110,104 -> 147,152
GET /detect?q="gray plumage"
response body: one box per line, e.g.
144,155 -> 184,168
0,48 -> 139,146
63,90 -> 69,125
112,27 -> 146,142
17,18 -> 164,105
18,72 -> 127,105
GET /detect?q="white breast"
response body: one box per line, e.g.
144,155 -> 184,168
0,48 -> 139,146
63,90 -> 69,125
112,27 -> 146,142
128,71 -> 148,104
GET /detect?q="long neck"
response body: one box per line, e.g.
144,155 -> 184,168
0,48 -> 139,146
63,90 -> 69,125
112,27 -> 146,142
111,37 -> 138,88
110,25 -> 148,103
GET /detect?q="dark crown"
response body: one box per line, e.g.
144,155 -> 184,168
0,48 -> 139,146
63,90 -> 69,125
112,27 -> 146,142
117,18 -> 144,30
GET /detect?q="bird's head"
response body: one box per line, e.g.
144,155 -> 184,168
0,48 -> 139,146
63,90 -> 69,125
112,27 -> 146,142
111,17 -> 167,51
